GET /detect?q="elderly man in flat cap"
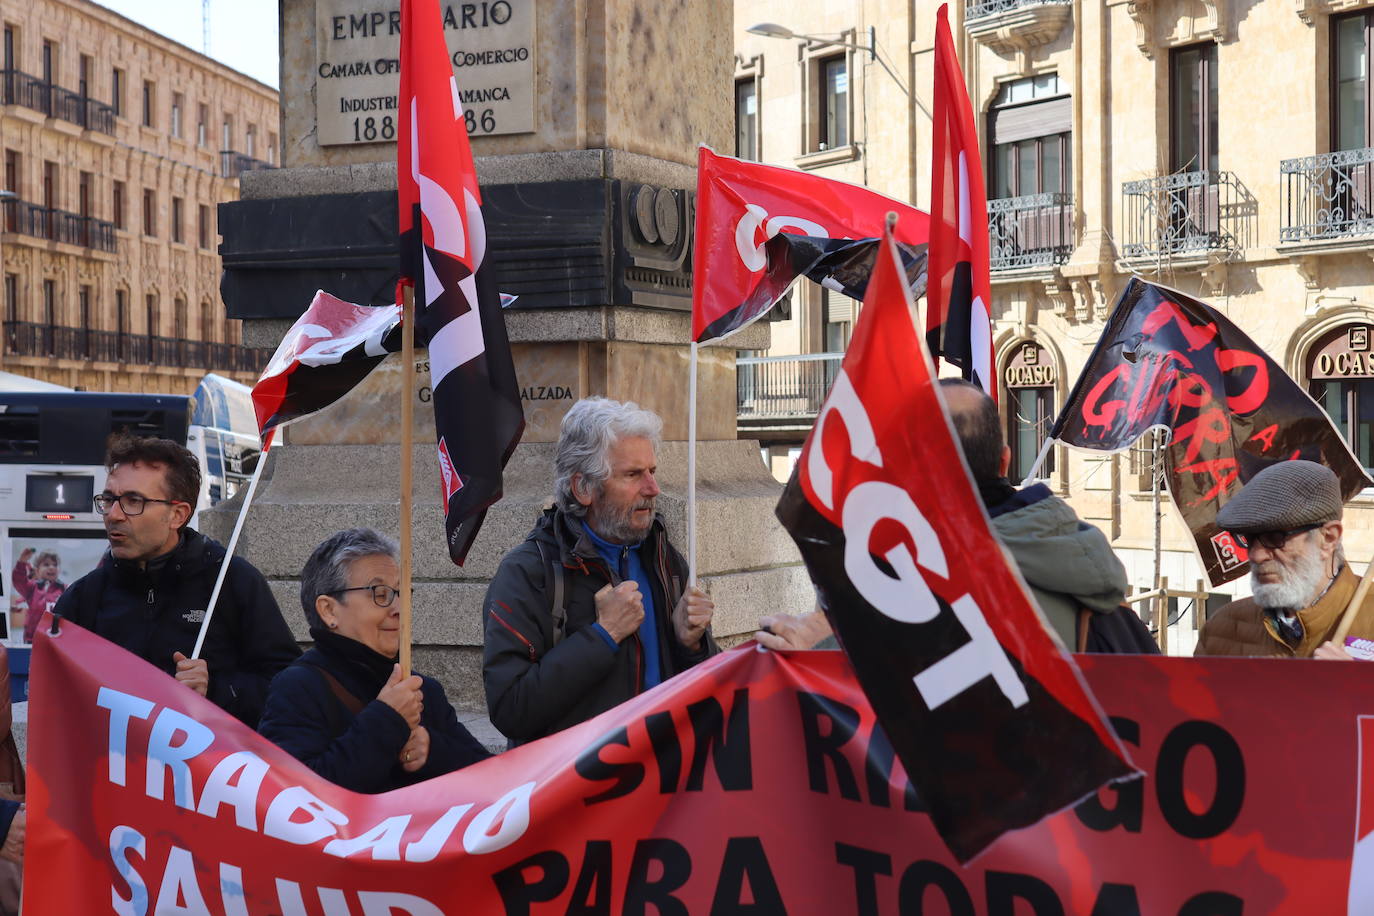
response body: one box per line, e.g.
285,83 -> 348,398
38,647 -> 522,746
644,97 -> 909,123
1196,460 -> 1374,659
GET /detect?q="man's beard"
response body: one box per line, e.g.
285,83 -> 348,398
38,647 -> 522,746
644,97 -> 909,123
588,498 -> 656,544
1251,545 -> 1328,611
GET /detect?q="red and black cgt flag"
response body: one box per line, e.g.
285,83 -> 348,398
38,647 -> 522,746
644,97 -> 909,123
398,0 -> 524,565
251,290 -> 402,444
775,222 -> 1136,863
928,3 -> 995,399
1051,278 -> 1371,585
692,147 -> 929,344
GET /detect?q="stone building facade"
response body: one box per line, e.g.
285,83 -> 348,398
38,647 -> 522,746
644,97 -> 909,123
1,0 -> 279,392
735,0 -> 1374,651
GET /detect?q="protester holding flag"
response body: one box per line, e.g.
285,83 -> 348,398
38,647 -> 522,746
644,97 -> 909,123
53,435 -> 299,728
1197,461 -> 1374,659
259,528 -> 490,793
483,398 -> 717,746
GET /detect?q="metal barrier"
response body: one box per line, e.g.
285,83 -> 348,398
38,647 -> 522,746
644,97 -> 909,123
2,321 -> 265,372
1,198 -> 117,252
219,150 -> 276,179
1120,170 -> 1250,259
737,353 -> 843,420
1280,148 -> 1374,242
0,68 -> 114,133
966,0 -> 1070,19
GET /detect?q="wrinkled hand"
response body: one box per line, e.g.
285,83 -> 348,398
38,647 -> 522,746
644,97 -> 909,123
377,664 -> 424,730
755,610 -> 833,651
595,581 -> 644,643
1,807 -> 23,863
1315,640 -> 1356,661
172,652 -> 209,696
400,726 -> 430,773
673,586 -> 713,652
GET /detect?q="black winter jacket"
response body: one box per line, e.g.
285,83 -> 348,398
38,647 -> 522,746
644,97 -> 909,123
482,508 -> 718,745
52,527 -> 300,727
258,628 -> 491,793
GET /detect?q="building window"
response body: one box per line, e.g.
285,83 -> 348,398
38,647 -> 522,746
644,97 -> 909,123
988,74 -> 1071,198
1335,12 -> 1372,152
141,80 -> 154,128
3,274 -> 17,326
116,288 -> 128,359
1170,43 -> 1218,173
200,299 -> 215,344
2,25 -> 15,70
198,204 -> 211,249
222,115 -> 232,150
171,197 -> 183,243
1309,324 -> 1374,474
1004,341 -> 1057,481
111,67 -> 123,117
78,170 -> 92,217
198,103 -> 208,147
142,188 -> 156,237
267,131 -> 277,164
822,287 -> 856,353
819,56 -> 848,150
79,286 -> 91,357
41,160 -> 56,210
145,293 -> 158,337
171,93 -> 183,138
735,79 -> 758,160
41,39 -> 54,84
79,54 -> 91,98
41,279 -> 55,356
112,180 -> 125,230
3,147 -> 18,199
246,123 -> 256,158
174,297 -> 187,340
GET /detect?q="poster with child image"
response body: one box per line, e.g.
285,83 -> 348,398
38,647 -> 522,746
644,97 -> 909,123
6,533 -> 105,645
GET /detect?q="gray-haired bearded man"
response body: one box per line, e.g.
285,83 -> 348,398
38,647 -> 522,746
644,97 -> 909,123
482,397 -> 717,745
1196,460 -> 1374,659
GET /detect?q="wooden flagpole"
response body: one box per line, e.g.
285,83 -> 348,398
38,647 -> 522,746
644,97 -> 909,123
1330,557 -> 1374,650
398,286 -> 416,677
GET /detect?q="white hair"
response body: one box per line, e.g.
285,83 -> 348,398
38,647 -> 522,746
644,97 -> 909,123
554,397 -> 663,517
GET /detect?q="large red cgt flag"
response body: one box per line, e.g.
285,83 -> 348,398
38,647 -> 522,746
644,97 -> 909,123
775,220 -> 1135,862
928,4 -> 995,399
397,0 -> 524,565
692,147 -> 930,343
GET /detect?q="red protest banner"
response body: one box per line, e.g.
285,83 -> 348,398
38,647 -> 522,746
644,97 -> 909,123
25,617 -> 1374,913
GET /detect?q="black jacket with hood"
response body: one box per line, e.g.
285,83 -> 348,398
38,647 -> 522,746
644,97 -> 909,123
482,508 -> 717,745
53,526 -> 300,727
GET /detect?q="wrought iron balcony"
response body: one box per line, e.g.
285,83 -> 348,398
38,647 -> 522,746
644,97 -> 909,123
738,352 -> 844,421
0,68 -> 114,133
988,192 -> 1073,271
2,321 -> 266,373
1280,148 -> 1374,243
966,0 -> 1070,19
1120,171 -> 1250,260
1,198 -> 116,252
219,150 -> 276,179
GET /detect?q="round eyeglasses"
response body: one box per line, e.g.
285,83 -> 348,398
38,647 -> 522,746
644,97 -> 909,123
327,584 -> 403,608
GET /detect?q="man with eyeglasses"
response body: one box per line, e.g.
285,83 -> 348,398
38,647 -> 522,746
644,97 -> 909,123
1196,460 -> 1374,659
53,435 -> 299,726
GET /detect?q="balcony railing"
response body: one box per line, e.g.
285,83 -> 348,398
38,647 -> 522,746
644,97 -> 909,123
988,192 -> 1073,270
2,321 -> 266,373
219,150 -> 276,179
1280,147 -> 1374,243
1,198 -> 116,252
1120,170 -> 1250,260
0,68 -> 115,133
966,0 -> 1070,19
738,353 -> 844,421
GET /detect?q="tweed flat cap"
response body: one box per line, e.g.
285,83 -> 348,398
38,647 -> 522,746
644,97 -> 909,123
1216,460 -> 1343,533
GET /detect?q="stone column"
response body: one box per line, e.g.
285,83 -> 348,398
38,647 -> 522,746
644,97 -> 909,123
202,0 -> 813,708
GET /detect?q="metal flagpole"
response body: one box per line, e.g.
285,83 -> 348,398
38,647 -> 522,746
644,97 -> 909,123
191,434 -> 273,660
688,341 -> 698,586
398,286 -> 416,677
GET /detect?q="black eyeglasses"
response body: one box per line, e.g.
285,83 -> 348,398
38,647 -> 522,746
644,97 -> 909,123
94,493 -> 184,516
327,584 -> 403,608
1232,523 -> 1323,551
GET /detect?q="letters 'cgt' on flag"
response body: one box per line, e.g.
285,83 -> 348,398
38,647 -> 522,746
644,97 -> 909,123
775,221 -> 1136,863
928,3 -> 995,399
251,290 -> 403,444
1049,277 -> 1371,586
397,0 -> 524,565
691,146 -> 930,344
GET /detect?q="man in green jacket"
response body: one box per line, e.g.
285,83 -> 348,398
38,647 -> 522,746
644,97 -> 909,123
759,379 -> 1132,651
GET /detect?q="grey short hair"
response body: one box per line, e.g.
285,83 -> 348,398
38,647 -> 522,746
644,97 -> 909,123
554,397 -> 663,517
299,527 -> 399,629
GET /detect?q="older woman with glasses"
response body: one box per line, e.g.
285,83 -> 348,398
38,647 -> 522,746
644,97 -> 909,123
258,528 -> 490,793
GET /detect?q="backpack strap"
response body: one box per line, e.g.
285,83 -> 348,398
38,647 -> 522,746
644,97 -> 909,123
534,540 -> 568,647
302,662 -> 365,727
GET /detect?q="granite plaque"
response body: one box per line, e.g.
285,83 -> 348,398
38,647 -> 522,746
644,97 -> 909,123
315,0 -> 535,146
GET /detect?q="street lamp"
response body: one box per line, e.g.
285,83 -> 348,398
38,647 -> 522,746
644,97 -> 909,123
745,22 -> 909,96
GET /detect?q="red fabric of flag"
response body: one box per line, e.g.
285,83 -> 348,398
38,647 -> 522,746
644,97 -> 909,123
928,4 -> 995,400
